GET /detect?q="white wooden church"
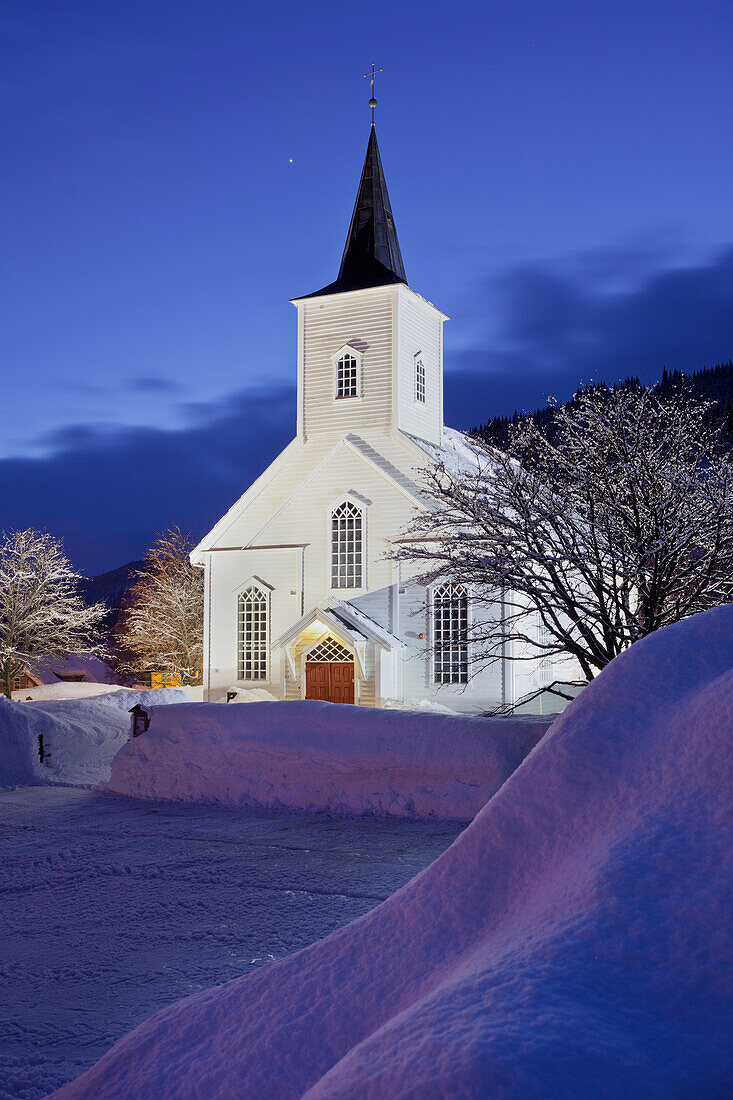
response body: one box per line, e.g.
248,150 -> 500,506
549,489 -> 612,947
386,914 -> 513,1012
191,121 -> 559,712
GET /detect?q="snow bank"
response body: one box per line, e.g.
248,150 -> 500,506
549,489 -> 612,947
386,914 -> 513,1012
107,702 -> 547,820
382,696 -> 459,714
57,605 -> 733,1099
0,688 -> 192,789
215,684 -> 279,703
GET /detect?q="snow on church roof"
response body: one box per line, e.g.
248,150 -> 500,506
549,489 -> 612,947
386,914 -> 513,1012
404,425 -> 491,481
328,597 -> 404,650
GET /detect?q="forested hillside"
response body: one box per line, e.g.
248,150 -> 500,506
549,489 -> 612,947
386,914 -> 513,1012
471,361 -> 733,450
78,560 -> 143,632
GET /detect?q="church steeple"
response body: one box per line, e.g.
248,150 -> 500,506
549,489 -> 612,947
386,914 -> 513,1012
302,127 -> 407,299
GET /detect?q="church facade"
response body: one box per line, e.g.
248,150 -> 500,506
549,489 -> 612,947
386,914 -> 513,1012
191,125 -> 558,712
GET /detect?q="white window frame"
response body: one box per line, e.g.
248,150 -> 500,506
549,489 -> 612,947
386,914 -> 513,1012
236,581 -> 270,682
414,353 -> 426,404
331,344 -> 363,401
431,582 -> 471,685
329,496 -> 366,590
535,613 -> 554,686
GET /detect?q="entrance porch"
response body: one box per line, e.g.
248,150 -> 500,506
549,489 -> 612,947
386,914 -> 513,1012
277,599 -> 403,707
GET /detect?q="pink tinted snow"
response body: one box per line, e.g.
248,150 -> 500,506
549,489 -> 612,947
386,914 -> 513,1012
56,606 -> 733,1099
107,702 -> 547,820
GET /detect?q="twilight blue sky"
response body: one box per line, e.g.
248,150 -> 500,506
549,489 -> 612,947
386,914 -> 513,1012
2,0 -> 733,573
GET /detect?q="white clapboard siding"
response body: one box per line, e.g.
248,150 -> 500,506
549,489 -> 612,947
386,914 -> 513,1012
396,290 -> 444,446
204,547 -> 303,698
209,431 -> 425,553
297,283 -> 447,446
300,288 -> 394,439
207,436 -> 338,551
259,450 -> 415,598
351,587 -> 393,634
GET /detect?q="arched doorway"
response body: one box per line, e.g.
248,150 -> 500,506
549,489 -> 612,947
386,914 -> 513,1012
305,636 -> 355,704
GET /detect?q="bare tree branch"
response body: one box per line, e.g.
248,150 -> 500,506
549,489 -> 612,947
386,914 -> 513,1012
395,386 -> 733,695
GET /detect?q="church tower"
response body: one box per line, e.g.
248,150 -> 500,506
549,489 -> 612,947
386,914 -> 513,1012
291,121 -> 448,448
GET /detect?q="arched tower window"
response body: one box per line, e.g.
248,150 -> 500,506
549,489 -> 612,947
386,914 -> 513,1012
331,501 -> 363,588
415,358 -> 426,403
238,585 -> 268,680
336,352 -> 358,399
433,582 -> 469,684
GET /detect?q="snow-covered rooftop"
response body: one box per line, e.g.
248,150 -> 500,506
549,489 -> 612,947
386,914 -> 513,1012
404,425 -> 490,481
328,597 -> 403,649
25,653 -> 119,687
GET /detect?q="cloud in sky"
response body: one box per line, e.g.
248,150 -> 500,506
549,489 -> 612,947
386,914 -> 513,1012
129,376 -> 185,394
444,245 -> 733,425
0,387 -> 296,575
1,243 -> 731,575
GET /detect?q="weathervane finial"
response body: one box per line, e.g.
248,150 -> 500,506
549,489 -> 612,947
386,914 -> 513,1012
364,63 -> 383,127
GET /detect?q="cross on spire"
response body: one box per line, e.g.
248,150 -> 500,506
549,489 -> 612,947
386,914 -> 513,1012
364,63 -> 383,126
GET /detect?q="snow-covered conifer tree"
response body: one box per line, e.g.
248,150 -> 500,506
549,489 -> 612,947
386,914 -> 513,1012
119,528 -> 203,686
0,529 -> 107,698
396,386 -> 733,707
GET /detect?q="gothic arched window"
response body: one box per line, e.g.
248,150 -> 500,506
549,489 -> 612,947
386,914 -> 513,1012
238,584 -> 268,680
336,352 -> 358,399
432,582 -> 469,684
415,357 -> 426,403
331,501 -> 363,588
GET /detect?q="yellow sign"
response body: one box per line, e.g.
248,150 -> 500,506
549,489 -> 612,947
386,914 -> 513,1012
151,672 -> 182,689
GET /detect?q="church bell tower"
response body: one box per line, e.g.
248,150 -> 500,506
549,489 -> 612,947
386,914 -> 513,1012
290,88 -> 447,448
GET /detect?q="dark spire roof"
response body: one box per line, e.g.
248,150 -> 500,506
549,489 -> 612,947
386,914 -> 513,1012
299,128 -> 407,299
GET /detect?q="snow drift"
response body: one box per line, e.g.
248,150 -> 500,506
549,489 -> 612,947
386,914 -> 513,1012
56,605 -> 733,1099
0,688 -> 192,789
107,702 -> 547,820
214,684 -> 280,703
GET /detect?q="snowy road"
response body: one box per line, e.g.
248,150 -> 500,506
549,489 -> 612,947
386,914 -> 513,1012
0,787 -> 462,1099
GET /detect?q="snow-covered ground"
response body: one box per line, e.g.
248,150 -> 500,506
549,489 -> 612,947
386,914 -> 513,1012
0,786 -> 462,1099
0,688 -> 192,789
108,701 -> 547,821
55,604 -> 733,1099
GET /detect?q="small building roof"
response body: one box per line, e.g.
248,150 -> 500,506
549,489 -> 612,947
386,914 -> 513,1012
26,653 -> 119,686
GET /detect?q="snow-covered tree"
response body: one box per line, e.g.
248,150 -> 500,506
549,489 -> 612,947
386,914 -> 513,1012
396,386 -> 733,707
119,528 -> 203,686
0,529 -> 107,699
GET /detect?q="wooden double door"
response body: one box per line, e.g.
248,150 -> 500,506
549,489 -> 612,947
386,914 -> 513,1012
305,661 -> 355,704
